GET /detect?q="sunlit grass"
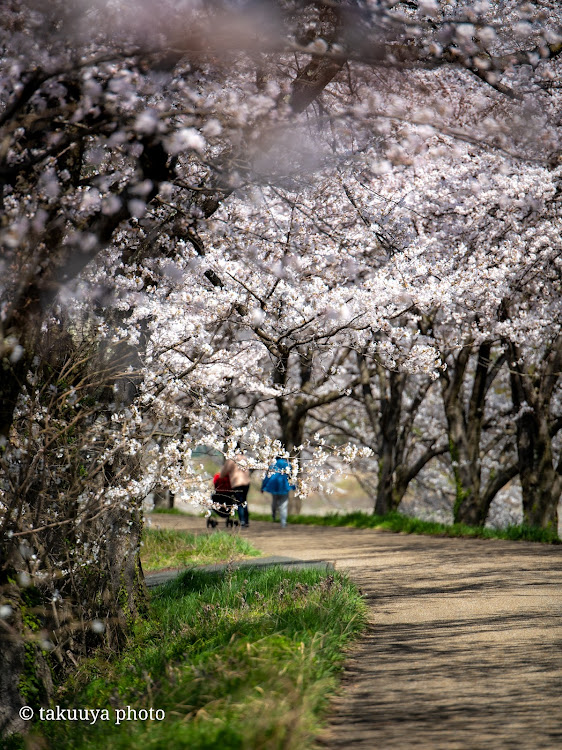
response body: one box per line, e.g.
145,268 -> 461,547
251,510 -> 560,544
35,567 -> 367,749
150,506 -> 192,515
140,528 -> 261,572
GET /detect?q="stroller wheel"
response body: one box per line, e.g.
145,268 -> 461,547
206,518 -> 213,528
226,518 -> 233,528
234,520 -> 239,527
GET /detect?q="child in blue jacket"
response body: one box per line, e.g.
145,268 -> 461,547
261,457 -> 295,528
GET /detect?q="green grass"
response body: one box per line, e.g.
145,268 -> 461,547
33,566 -> 367,750
251,510 -> 560,544
141,528 -> 261,572
150,506 -> 192,515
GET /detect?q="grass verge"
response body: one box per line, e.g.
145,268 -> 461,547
141,528 -> 261,571
31,566 -> 366,750
251,510 -> 560,544
150,506 -> 192,515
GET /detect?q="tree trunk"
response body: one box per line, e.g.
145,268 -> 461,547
0,582 -> 53,737
449,436 -> 484,525
515,411 -> 560,528
0,348 -> 149,740
441,344 -> 496,526
0,543 -> 55,740
103,505 -> 148,642
0,500 -> 147,739
280,410 -> 306,516
374,370 -> 403,515
509,341 -> 561,530
374,444 -> 395,515
443,395 -> 484,525
152,487 -> 174,510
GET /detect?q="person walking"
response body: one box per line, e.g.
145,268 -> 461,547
261,456 -> 295,529
219,452 -> 251,527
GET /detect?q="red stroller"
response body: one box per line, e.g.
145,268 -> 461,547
206,473 -> 240,528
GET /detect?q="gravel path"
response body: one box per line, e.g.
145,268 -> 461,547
150,514 -> 562,749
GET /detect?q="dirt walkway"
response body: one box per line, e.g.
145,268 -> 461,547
151,515 -> 562,749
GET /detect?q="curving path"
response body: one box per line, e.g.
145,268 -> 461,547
151,515 -> 562,749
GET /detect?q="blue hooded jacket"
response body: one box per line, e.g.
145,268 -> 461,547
261,458 -> 295,495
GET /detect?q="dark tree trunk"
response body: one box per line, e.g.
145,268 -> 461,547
509,339 -> 562,530
517,416 -> 560,528
103,505 -> 148,641
374,370 -> 403,515
0,543 -> 54,739
0,279 -> 44,440
445,399 -> 484,525
278,408 -> 306,515
441,343 -> 500,526
0,604 -> 27,737
152,487 -> 175,510
0,334 -> 149,739
274,348 -> 310,516
0,584 -> 51,737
